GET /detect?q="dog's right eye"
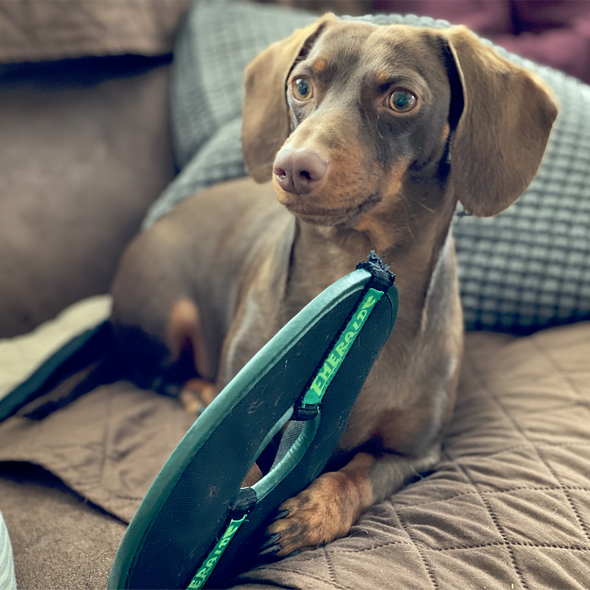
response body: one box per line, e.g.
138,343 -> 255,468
388,89 -> 417,113
291,77 -> 314,101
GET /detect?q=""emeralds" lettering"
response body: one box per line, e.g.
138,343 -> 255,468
187,516 -> 247,589
304,291 -> 381,406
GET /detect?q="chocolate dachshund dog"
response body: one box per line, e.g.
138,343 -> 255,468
110,14 -> 557,556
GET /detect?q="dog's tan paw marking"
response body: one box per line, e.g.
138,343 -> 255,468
263,470 -> 363,557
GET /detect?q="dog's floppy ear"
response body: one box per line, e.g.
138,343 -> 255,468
444,26 -> 558,217
242,13 -> 336,183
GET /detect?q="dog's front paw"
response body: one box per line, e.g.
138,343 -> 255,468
260,470 -> 364,558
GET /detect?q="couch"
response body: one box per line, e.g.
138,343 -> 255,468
1,1 -> 589,588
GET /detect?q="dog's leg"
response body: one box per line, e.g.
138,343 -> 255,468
262,448 -> 439,557
163,298 -> 219,414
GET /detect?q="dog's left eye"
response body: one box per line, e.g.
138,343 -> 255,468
292,77 -> 314,101
389,89 -> 417,113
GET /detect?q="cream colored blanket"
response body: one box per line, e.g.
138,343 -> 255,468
0,296 -> 112,402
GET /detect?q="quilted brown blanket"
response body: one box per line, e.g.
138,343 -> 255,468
1,312 -> 589,588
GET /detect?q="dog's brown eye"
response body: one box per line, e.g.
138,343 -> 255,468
389,89 -> 417,113
292,77 -> 313,101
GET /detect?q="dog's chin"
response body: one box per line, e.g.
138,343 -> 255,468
281,195 -> 380,227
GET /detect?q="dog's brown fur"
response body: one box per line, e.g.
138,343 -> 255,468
110,15 -> 557,556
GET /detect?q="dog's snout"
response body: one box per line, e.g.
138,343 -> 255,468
273,148 -> 328,194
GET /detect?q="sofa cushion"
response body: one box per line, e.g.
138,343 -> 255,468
0,0 -> 189,63
0,58 -> 176,338
144,0 -> 590,336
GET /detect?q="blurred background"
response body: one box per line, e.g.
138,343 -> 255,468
260,0 -> 590,84
1,0 -> 589,338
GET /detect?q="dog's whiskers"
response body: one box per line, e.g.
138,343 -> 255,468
414,199 -> 435,213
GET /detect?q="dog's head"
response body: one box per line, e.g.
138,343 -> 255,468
242,16 -> 557,227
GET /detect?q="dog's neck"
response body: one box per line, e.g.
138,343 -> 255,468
284,181 -> 458,339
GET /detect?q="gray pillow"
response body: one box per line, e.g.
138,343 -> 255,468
144,0 -> 590,335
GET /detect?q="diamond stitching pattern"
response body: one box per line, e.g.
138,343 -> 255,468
239,323 -> 590,588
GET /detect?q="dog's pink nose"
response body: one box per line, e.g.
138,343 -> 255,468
273,149 -> 328,194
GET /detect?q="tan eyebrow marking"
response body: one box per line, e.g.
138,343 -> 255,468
376,70 -> 390,85
313,57 -> 327,74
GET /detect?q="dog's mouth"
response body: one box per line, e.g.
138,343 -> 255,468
283,195 -> 381,227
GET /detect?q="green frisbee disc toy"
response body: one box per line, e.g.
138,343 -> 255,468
109,254 -> 398,589
0,253 -> 398,590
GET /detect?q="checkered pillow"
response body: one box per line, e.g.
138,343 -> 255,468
144,0 -> 590,335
